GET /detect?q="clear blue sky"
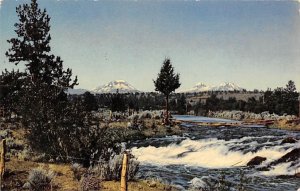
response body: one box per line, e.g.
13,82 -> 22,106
0,0 -> 300,92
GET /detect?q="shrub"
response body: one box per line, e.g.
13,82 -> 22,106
71,163 -> 85,181
0,129 -> 12,139
128,114 -> 139,129
17,148 -> 31,161
80,174 -> 101,191
6,137 -> 24,151
26,99 -> 130,167
26,168 -> 55,191
90,152 -> 139,181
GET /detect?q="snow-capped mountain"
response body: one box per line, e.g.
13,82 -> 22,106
184,83 -> 212,93
66,88 -> 89,95
211,82 -> 244,92
92,80 -> 140,94
183,82 -> 245,92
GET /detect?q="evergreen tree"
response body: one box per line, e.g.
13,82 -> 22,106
283,80 -> 299,115
0,69 -> 26,116
204,94 -> 220,112
111,92 -> 126,112
82,91 -> 98,111
5,0 -> 78,155
176,94 -> 187,115
6,0 -> 77,88
285,80 -> 296,92
154,58 -> 180,124
128,94 -> 139,111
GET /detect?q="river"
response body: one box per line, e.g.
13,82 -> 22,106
130,115 -> 300,191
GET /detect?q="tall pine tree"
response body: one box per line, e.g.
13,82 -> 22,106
6,0 -> 77,88
284,80 -> 299,115
5,0 -> 78,154
154,58 -> 180,125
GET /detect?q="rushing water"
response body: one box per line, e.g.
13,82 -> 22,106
130,115 -> 300,191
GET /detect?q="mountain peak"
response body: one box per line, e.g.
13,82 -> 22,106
212,82 -> 244,91
182,82 -> 245,93
115,79 -> 126,83
93,80 -> 140,94
183,82 -> 211,93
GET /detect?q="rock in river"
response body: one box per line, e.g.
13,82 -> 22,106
281,137 -> 298,144
247,156 -> 267,166
271,148 -> 300,166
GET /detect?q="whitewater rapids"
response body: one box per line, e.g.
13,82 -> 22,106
129,116 -> 300,191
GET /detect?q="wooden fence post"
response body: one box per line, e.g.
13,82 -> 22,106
120,152 -> 128,191
0,139 -> 6,190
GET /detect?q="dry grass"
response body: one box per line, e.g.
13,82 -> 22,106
5,159 -> 83,190
5,159 -> 39,189
102,180 -> 177,191
271,119 -> 300,131
4,159 -> 176,190
108,121 -> 128,128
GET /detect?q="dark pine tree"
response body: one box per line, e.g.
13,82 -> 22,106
82,91 -> 98,111
0,69 -> 27,116
5,0 -> 78,154
283,80 -> 299,115
6,0 -> 77,89
111,92 -> 126,112
176,94 -> 187,115
154,58 -> 180,124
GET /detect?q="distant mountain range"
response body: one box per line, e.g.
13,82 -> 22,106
92,80 -> 140,94
67,80 -> 140,94
67,81 -> 245,95
183,82 -> 245,93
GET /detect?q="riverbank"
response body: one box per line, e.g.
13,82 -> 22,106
206,110 -> 300,130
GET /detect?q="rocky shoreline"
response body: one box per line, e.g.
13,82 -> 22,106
207,110 -> 300,130
208,110 -> 297,121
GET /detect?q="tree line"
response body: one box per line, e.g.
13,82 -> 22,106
74,91 -> 187,115
192,80 -> 298,116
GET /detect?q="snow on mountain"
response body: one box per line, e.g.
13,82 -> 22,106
184,83 -> 212,93
92,80 -> 140,94
211,82 -> 244,92
183,82 -> 245,92
66,88 -> 89,95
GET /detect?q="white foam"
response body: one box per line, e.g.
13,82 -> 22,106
188,177 -> 208,190
260,162 -> 298,176
132,138 -> 294,169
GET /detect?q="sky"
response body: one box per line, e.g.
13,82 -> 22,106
0,0 -> 300,92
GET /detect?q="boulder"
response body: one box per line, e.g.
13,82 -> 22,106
281,137 -> 298,144
271,148 -> 300,166
247,156 -> 267,166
